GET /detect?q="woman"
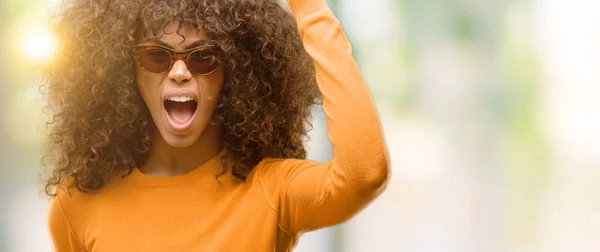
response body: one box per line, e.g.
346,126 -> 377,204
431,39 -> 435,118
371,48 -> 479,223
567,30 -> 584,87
45,0 -> 390,251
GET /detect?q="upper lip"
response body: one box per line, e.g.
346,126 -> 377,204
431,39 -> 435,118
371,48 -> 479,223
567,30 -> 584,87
163,90 -> 199,101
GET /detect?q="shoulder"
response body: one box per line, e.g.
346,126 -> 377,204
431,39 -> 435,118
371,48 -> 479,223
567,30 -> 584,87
257,156 -> 329,180
50,177 -> 95,223
256,157 -> 320,182
49,175 -> 124,230
253,157 -> 326,204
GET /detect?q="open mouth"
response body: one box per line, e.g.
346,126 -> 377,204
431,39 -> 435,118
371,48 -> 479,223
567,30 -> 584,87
164,95 -> 198,131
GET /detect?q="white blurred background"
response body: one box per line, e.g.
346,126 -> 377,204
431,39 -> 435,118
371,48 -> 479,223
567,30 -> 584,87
1,0 -> 599,251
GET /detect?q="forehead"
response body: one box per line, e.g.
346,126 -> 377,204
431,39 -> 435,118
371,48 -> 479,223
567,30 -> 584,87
140,20 -> 207,50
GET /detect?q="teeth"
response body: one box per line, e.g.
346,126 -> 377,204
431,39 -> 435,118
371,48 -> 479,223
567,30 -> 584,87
167,96 -> 194,102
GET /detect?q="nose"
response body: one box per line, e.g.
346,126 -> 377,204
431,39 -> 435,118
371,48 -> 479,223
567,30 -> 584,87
168,60 -> 192,84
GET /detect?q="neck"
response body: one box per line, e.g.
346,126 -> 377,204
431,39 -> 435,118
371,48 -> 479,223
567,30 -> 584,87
140,123 -> 224,177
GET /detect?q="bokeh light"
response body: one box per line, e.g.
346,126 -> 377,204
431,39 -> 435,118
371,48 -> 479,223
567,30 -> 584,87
21,28 -> 58,65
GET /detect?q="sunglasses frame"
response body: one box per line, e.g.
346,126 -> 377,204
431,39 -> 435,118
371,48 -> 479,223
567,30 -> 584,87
132,43 -> 220,76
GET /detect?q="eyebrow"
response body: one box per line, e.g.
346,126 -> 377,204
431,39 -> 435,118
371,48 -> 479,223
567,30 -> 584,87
145,38 -> 209,50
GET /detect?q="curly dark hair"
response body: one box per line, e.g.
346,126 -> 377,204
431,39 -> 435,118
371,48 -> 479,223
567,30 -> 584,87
43,0 -> 321,196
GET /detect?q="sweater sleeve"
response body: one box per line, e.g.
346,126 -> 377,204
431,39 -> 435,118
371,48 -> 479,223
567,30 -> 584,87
48,196 -> 86,252
273,0 -> 391,235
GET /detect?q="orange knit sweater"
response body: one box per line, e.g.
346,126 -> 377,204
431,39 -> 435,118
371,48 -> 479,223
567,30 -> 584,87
47,0 -> 391,251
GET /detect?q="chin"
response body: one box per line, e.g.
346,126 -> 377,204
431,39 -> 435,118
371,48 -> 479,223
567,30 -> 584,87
163,135 -> 200,148
158,123 -> 206,148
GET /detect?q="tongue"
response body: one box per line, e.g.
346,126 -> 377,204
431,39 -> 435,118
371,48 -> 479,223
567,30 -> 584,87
166,101 -> 196,123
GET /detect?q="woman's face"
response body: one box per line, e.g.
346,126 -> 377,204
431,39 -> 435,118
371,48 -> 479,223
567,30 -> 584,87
135,21 -> 225,148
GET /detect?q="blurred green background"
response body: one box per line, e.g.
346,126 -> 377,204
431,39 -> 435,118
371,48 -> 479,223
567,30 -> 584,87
2,0 -> 600,251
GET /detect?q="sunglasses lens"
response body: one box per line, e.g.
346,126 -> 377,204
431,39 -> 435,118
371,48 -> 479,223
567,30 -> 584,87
188,50 -> 218,75
136,48 -> 171,73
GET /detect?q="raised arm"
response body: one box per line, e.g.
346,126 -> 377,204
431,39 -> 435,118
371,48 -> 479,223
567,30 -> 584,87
266,0 -> 391,235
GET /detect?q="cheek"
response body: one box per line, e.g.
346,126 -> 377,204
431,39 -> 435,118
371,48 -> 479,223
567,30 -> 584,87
199,70 -> 225,108
204,85 -> 222,104
135,68 -> 161,107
